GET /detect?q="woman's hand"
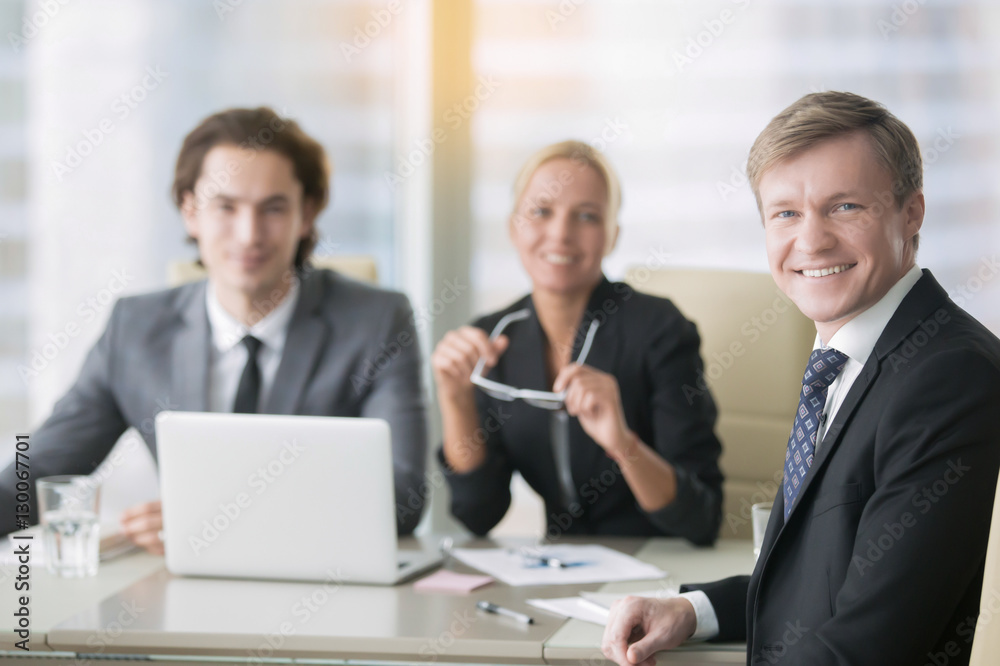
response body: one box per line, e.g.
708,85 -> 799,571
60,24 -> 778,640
431,327 -> 509,404
434,327 -> 510,474
553,363 -> 635,460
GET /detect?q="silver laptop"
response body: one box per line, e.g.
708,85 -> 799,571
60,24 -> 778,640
156,411 -> 441,585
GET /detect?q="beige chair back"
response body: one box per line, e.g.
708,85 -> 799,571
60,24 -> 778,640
625,268 -> 815,539
970,468 -> 1000,664
167,255 -> 378,287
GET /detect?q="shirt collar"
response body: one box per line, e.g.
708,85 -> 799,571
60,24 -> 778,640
816,264 -> 924,363
205,278 -> 300,355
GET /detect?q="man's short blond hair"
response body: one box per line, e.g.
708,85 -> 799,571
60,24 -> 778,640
511,140 -> 621,254
747,92 -> 923,243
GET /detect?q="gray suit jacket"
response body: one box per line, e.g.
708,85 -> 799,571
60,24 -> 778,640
1,268 -> 428,536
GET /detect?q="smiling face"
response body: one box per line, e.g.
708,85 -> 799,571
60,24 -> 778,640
182,145 -> 316,305
759,131 -> 924,342
510,158 -> 614,299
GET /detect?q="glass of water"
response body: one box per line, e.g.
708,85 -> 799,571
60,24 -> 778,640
37,475 -> 100,577
751,501 -> 773,563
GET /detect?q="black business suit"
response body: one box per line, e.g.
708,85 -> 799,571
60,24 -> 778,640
685,270 -> 1000,664
440,277 -> 725,546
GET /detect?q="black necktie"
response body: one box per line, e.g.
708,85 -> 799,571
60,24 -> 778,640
233,335 -> 263,414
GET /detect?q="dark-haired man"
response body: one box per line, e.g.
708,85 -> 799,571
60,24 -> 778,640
602,92 -> 1000,664
0,107 -> 428,547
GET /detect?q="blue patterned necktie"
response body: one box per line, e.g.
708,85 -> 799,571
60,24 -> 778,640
783,347 -> 849,520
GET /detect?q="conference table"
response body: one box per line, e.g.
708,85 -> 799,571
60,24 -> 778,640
0,535 -> 751,665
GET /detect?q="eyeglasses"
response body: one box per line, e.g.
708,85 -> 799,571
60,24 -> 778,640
469,308 -> 600,410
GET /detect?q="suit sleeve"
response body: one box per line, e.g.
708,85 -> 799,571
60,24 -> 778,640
438,386 -> 516,536
680,575 -> 751,643
640,315 -> 725,546
357,294 -> 429,536
0,302 -> 130,536
783,349 -> 1000,664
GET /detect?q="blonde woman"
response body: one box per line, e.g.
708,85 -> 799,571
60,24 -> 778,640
432,141 -> 723,545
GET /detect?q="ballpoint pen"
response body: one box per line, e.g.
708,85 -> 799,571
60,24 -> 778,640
477,601 -> 535,624
506,547 -> 570,568
521,553 -> 567,568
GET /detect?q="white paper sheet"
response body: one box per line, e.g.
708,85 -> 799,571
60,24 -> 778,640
580,586 -> 680,609
451,544 -> 667,586
527,587 -> 681,626
527,596 -> 610,625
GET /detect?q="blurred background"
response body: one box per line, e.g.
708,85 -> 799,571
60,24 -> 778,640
1,0 -> 998,534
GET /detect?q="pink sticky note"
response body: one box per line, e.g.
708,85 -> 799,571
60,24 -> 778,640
413,569 -> 494,593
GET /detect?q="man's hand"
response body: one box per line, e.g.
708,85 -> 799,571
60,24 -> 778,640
602,597 -> 697,666
120,500 -> 164,555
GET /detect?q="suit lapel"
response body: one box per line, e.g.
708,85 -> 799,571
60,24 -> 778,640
261,272 -> 330,414
171,281 -> 210,412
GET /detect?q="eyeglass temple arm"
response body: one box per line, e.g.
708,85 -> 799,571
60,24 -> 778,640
470,309 -> 533,380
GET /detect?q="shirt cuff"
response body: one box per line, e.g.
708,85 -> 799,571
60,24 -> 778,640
678,590 -> 720,642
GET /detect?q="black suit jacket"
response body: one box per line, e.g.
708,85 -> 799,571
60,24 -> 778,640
441,277 -> 725,546
684,270 -> 1000,664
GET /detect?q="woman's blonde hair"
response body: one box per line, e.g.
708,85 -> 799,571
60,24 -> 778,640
510,140 -> 621,254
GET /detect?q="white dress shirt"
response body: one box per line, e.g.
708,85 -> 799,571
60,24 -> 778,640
205,279 -> 300,413
680,264 -> 924,641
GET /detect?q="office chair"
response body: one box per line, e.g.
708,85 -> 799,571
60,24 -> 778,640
167,255 -> 379,287
970,467 -> 1000,664
625,267 -> 815,539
